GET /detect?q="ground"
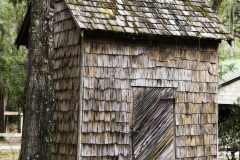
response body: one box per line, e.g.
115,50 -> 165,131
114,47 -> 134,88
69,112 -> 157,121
0,123 -> 20,160
0,137 -> 21,160
0,137 -> 21,147
0,150 -> 20,160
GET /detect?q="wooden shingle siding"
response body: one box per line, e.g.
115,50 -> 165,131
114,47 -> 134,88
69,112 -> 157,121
52,1 -> 80,160
81,33 -> 218,159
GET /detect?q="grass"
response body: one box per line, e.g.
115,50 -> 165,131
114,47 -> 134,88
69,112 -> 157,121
0,150 -> 20,160
0,122 -> 21,160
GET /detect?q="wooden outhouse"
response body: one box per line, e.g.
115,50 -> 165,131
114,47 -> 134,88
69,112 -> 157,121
16,0 -> 234,159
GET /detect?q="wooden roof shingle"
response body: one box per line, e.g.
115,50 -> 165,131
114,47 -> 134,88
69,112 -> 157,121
64,0 -> 233,40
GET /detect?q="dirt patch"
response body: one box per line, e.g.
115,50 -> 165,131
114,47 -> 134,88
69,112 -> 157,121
0,138 -> 21,146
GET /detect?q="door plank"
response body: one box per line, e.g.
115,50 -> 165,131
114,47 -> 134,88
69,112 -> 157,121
133,88 -> 174,160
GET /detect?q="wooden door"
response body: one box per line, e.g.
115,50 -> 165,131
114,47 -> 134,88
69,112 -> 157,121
133,88 -> 174,160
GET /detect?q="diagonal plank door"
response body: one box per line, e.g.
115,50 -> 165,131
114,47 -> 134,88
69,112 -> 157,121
133,88 -> 174,160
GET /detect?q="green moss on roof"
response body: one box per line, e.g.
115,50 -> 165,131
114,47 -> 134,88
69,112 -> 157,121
66,0 -> 234,40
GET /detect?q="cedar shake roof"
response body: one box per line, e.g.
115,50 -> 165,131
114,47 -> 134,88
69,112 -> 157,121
63,0 -> 234,40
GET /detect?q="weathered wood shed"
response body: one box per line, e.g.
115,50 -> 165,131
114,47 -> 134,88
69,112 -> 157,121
16,0 -> 234,159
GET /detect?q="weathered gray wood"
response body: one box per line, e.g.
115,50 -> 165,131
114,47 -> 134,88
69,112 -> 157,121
133,88 -> 174,160
53,30 -> 220,159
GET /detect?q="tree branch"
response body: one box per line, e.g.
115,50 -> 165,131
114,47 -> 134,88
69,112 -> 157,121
0,27 -> 4,51
234,30 -> 240,39
211,0 -> 223,13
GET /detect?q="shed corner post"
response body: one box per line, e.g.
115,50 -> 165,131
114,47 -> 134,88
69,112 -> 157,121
77,30 -> 85,160
172,89 -> 177,160
216,46 -> 219,160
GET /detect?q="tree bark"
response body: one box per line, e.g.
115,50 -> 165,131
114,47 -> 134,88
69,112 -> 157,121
211,0 -> 223,13
6,93 -> 10,111
19,0 -> 54,159
229,0 -> 234,57
231,151 -> 236,160
0,90 -> 4,133
18,107 -> 21,133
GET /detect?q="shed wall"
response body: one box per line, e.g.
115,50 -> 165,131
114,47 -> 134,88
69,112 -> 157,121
52,1 -> 81,159
218,80 -> 240,104
80,33 -> 219,159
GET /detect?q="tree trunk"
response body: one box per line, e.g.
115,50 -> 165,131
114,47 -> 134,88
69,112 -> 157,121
19,0 -> 54,159
0,90 -> 4,133
211,0 -> 223,13
6,93 -> 10,111
229,0 -> 234,57
18,107 -> 21,133
231,151 -> 236,160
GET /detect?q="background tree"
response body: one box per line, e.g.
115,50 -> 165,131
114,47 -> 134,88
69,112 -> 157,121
19,0 -> 54,159
206,0 -> 240,82
218,99 -> 240,160
211,0 -> 223,13
214,0 -> 240,59
0,0 -> 28,133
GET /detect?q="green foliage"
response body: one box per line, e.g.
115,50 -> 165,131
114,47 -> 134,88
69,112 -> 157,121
219,99 -> 240,159
216,0 -> 240,59
0,0 -> 28,109
206,2 -> 240,159
206,0 -> 240,83
218,61 -> 237,83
